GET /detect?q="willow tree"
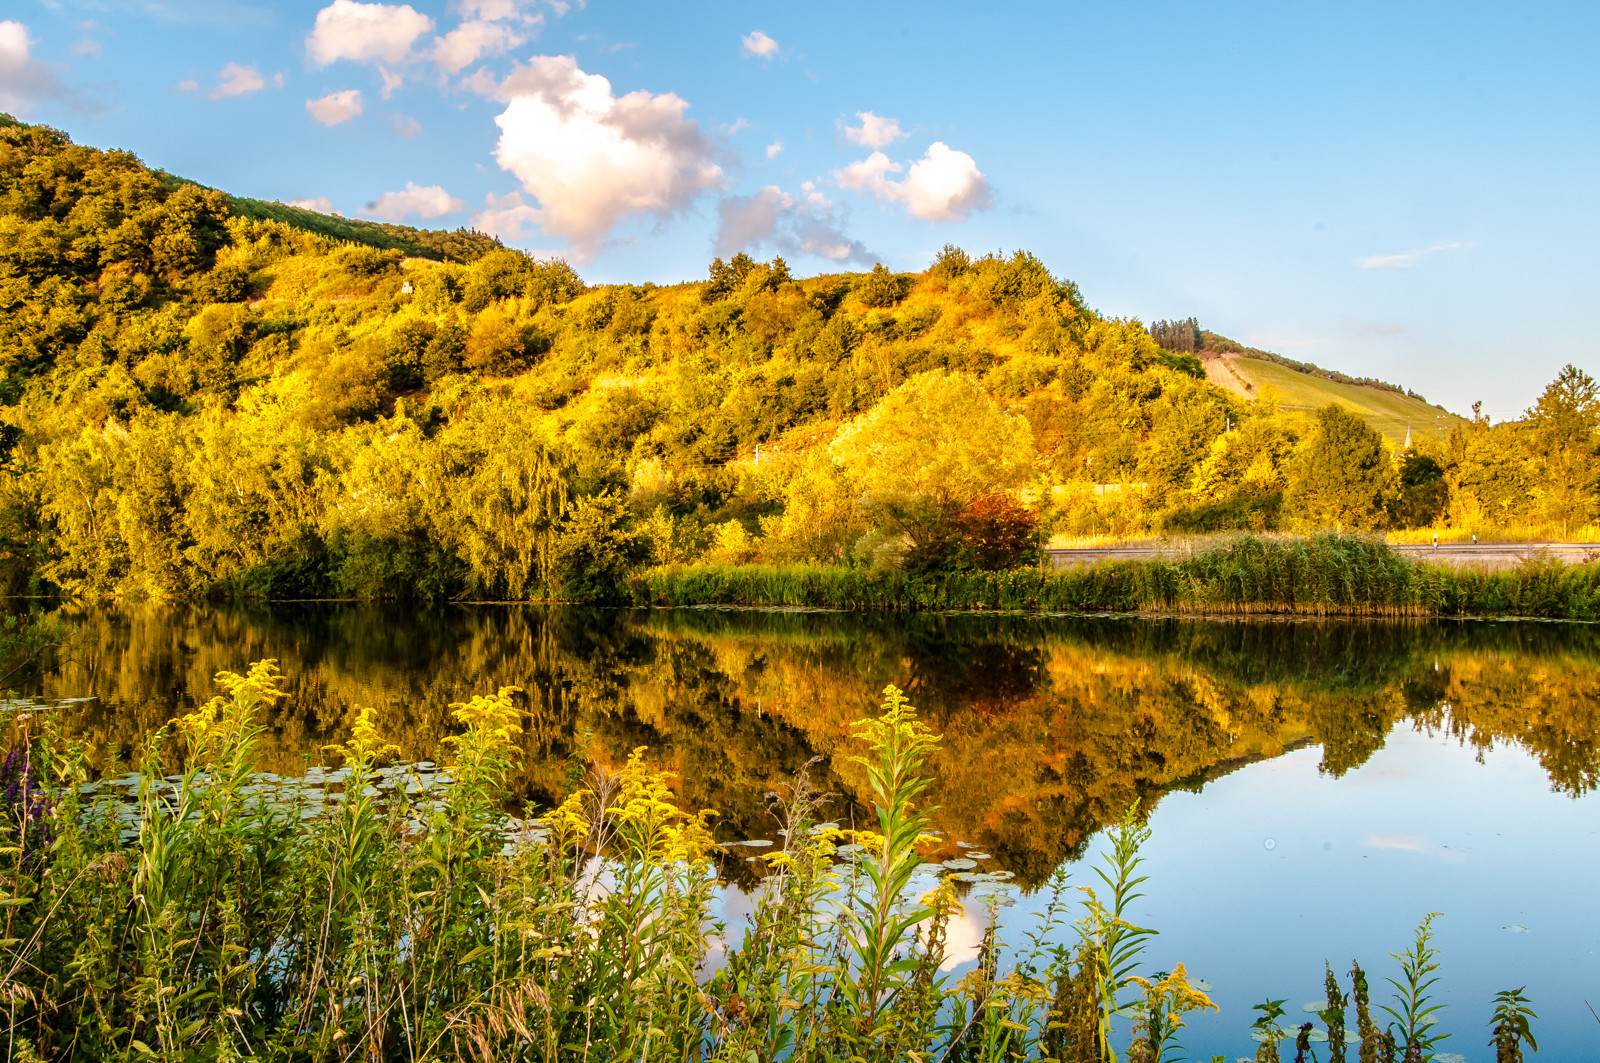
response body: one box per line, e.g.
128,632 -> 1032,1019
422,400 -> 570,599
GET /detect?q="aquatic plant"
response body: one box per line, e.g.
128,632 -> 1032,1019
1321,962 -> 1348,1063
1489,987 -> 1538,1063
1380,913 -> 1448,1061
1251,998 -> 1289,1063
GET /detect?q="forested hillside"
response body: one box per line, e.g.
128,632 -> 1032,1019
2,117 -> 1596,601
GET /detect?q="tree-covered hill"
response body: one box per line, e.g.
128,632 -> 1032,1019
1,116 -> 1594,601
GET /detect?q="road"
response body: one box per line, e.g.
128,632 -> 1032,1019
1045,541 -> 1599,571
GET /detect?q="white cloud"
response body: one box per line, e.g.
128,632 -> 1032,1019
361,182 -> 463,222
0,22 -> 31,86
1364,834 -> 1465,863
433,19 -> 522,73
0,21 -> 74,116
306,0 -> 433,68
740,30 -> 778,59
70,39 -> 101,58
837,141 -> 991,223
714,185 -> 874,265
307,88 -> 364,125
900,142 -> 991,221
210,62 -> 272,98
1359,241 -> 1475,270
461,0 -> 554,21
472,190 -> 542,241
392,113 -> 421,137
287,196 -> 337,214
842,110 -> 904,150
765,139 -> 782,159
176,79 -> 201,93
486,54 -> 724,261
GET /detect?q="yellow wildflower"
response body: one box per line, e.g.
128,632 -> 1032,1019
323,706 -> 401,768
175,660 -> 286,763
545,790 -> 591,846
919,881 -> 962,918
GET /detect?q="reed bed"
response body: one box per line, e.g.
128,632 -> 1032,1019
0,663 -> 1544,1061
634,534 -> 1600,619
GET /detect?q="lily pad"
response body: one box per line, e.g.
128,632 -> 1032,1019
969,883 -> 1020,901
942,858 -> 977,870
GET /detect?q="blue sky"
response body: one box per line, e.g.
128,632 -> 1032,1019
4,0 -> 1597,416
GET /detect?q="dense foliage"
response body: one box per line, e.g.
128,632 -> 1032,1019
1,116 -> 1596,602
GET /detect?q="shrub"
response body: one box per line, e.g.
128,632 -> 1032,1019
554,491 -> 648,602
955,493 -> 1040,569
859,261 -> 912,308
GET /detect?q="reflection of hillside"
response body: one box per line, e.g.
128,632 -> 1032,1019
34,605 -> 1600,886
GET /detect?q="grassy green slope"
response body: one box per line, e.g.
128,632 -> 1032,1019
223,195 -> 504,263
1227,355 -> 1465,444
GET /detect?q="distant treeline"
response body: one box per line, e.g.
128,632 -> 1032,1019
1148,317 -> 1201,355
223,194 -> 503,264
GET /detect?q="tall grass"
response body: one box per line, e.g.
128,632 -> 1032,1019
0,662 -> 1542,1060
633,533 -> 1600,619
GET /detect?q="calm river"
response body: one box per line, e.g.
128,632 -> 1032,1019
28,603 -> 1600,1060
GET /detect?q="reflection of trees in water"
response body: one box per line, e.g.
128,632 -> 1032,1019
34,604 -> 1600,887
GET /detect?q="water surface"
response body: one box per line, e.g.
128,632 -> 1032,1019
29,603 -> 1600,1059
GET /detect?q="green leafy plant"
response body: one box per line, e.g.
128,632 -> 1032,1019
1252,997 -> 1289,1063
1321,962 -> 1349,1063
1380,913 -> 1449,1061
1489,986 -> 1538,1063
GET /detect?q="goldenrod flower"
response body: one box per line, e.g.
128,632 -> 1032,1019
323,706 -> 401,768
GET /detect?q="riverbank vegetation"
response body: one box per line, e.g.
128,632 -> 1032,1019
3,116 -> 1597,607
0,663 -> 1542,1061
638,533 -> 1600,619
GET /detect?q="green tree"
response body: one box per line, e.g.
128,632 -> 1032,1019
553,491 -> 647,602
1286,404 -> 1397,530
829,370 -> 1034,555
858,262 -> 910,308
1526,364 -> 1599,534
1144,387 -> 1228,492
422,401 -> 570,598
1391,452 -> 1449,529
